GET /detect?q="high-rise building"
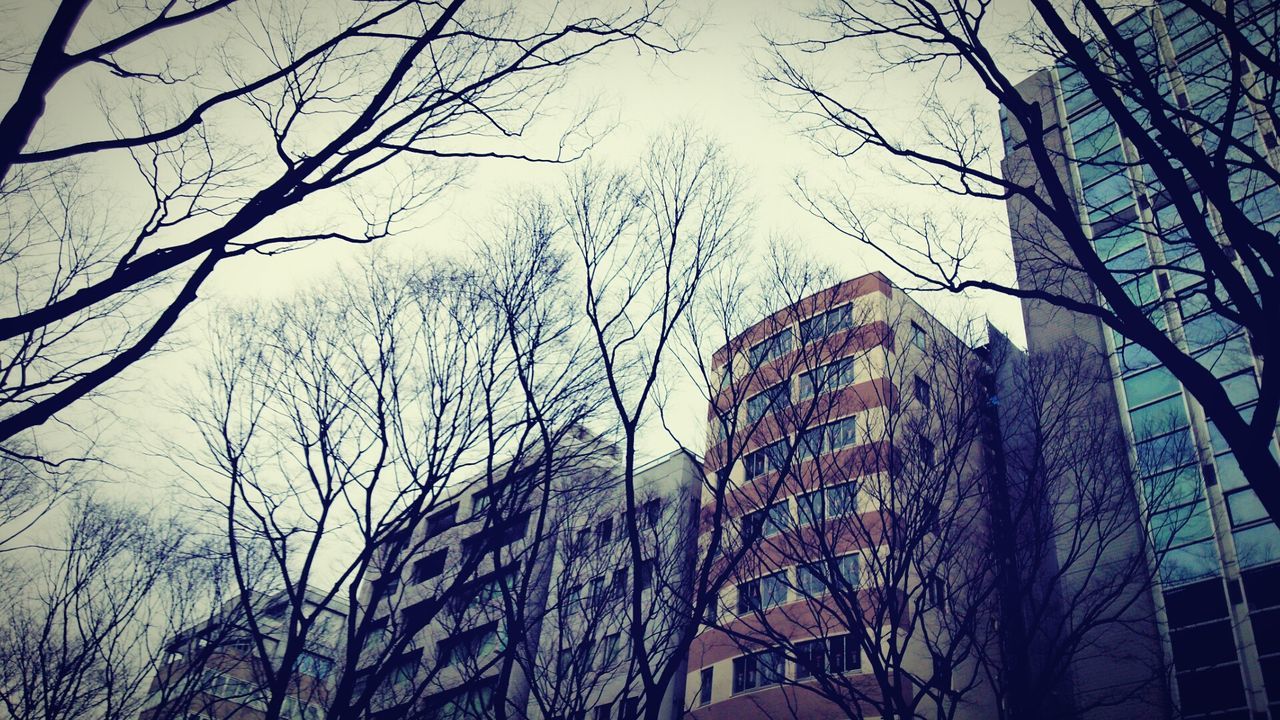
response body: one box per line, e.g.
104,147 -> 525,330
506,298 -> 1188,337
686,273 -> 1002,720
1001,3 -> 1280,717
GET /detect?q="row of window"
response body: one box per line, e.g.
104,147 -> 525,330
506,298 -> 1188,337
734,554 -> 861,614
576,500 -> 664,551
741,483 -> 860,540
547,696 -> 642,720
693,633 -> 863,701
564,559 -> 656,609
744,416 -> 863,481
438,622 -> 502,667
746,356 -> 861,425
557,631 -> 625,676
746,302 -> 862,369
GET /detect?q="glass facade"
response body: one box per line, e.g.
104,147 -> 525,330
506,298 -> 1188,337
1039,2 -> 1280,716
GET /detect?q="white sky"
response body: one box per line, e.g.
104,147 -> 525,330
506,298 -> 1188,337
6,0 -> 1035,473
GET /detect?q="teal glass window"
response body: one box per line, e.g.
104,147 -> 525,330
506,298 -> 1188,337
1124,365 -> 1181,407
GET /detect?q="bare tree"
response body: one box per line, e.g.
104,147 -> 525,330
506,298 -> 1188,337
763,0 -> 1280,522
981,337 -> 1210,720
562,125 -> 765,720
0,0 -> 685,456
172,229 -> 614,720
0,495 -> 230,720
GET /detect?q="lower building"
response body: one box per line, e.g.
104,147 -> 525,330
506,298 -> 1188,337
138,591 -> 345,720
361,442 -> 702,720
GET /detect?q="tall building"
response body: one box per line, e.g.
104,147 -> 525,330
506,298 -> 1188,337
686,273 -> 1002,720
361,439 -> 702,720
1001,2 -> 1280,717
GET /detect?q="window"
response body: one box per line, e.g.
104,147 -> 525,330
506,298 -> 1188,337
611,569 -> 628,600
374,571 -> 401,600
456,567 -> 514,613
798,416 -> 858,459
924,574 -> 947,607
826,416 -> 857,450
744,502 -> 790,539
800,305 -> 853,341
749,329 -> 793,367
638,558 -> 654,591
795,634 -> 860,676
910,321 -> 927,350
797,554 -> 859,597
620,697 -> 639,720
797,357 -> 856,400
412,549 -> 448,583
642,499 -> 662,528
1226,489 -> 1267,528
439,623 -> 500,666
364,616 -> 391,653
461,512 -> 530,561
596,518 -> 613,548
829,634 -> 861,673
737,579 -> 761,613
913,376 -> 931,408
423,680 -> 494,720
402,596 -> 435,629
472,489 -> 494,516
579,638 -> 596,672
797,489 -> 824,526
424,505 -> 458,538
747,382 -> 791,423
797,483 -> 857,526
295,651 -> 335,679
826,483 -> 857,518
917,436 -> 936,466
698,667 -> 714,705
600,632 -> 622,667
732,649 -> 784,693
588,576 -> 606,607
737,571 -> 787,613
745,441 -> 787,479
594,702 -> 612,720
796,638 -> 826,678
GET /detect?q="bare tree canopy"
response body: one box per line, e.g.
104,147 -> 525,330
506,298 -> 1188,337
0,0 -> 684,455
764,0 -> 1280,523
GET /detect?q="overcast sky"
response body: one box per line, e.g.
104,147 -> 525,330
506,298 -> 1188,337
5,0 -> 1034,470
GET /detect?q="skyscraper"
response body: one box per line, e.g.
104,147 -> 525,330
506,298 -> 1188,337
1002,3 -> 1280,717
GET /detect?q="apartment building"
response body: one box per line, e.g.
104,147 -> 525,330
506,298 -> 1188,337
1000,1 -> 1280,716
685,273 -> 1002,720
360,436 -> 702,720
139,591 -> 346,720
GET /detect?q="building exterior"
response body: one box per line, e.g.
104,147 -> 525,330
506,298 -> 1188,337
526,449 -> 702,720
685,273 -> 1002,720
360,437 -> 702,720
139,591 -> 346,720
1000,2 -> 1280,717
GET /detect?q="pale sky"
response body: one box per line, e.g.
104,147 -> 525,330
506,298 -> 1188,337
5,0 -> 1034,474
